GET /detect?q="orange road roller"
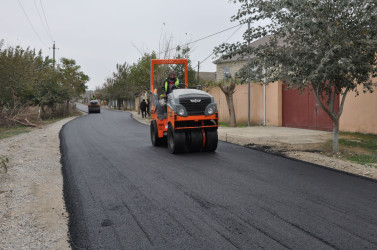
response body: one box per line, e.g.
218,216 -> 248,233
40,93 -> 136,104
149,59 -> 219,153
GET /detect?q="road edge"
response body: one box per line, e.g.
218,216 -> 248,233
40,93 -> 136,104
129,113 -> 377,182
59,119 -> 90,250
240,142 -> 377,183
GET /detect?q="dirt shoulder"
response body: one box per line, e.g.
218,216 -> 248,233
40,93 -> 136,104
0,117 -> 76,249
219,126 -> 377,180
130,111 -> 377,180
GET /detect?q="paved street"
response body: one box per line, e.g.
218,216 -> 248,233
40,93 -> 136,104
60,104 -> 377,249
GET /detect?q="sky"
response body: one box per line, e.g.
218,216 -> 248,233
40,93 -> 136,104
0,0 -> 247,90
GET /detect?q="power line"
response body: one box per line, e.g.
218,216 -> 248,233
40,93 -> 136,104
199,23 -> 245,65
17,0 -> 48,48
33,0 -> 53,42
157,23 -> 243,56
39,0 -> 54,41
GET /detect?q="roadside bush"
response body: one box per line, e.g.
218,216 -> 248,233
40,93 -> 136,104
0,102 -> 78,128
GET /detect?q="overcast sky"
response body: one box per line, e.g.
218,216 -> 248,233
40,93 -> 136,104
1,0 -> 247,90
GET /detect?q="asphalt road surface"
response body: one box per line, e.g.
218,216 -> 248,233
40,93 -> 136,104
60,104 -> 377,249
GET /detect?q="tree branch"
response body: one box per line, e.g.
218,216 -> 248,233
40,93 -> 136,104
313,83 -> 335,121
336,87 -> 350,120
329,85 -> 334,114
6,117 -> 37,127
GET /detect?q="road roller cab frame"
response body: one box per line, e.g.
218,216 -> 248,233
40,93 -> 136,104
150,59 -> 219,153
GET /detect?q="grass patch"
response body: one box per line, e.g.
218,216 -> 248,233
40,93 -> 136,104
339,132 -> 377,151
347,154 -> 377,166
219,122 -> 249,127
0,125 -> 31,140
324,132 -> 377,168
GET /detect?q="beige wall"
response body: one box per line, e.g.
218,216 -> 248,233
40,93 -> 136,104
266,82 -> 283,126
215,57 -> 377,133
208,81 -> 282,126
209,79 -> 377,134
340,81 -> 377,134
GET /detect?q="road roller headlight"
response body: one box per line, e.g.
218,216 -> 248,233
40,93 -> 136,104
205,103 -> 217,116
175,104 -> 188,117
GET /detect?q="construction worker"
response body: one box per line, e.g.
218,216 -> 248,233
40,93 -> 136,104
162,70 -> 179,97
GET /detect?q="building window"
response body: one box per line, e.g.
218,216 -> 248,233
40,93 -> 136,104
224,67 -> 231,78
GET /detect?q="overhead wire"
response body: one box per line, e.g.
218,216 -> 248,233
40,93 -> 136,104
17,0 -> 48,48
39,0 -> 54,41
33,0 -> 53,42
157,23 -> 243,56
199,23 -> 245,65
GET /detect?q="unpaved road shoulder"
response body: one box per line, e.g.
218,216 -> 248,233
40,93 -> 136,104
0,117 -> 76,249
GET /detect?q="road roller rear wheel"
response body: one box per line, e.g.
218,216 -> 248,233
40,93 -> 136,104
150,120 -> 164,146
167,124 -> 186,154
205,129 -> 218,152
188,130 -> 203,152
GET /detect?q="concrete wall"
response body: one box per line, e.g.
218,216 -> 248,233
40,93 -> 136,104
340,80 -> 377,134
208,81 -> 282,126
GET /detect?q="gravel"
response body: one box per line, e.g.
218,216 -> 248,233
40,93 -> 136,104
0,117 -> 76,250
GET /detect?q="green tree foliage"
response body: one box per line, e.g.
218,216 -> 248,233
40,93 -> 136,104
33,68 -> 65,107
99,63 -> 132,107
0,45 -> 50,107
58,58 -> 89,102
0,42 -> 89,117
129,53 -> 156,94
215,0 -> 377,151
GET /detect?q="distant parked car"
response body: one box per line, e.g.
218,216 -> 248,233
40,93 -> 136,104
88,100 -> 100,113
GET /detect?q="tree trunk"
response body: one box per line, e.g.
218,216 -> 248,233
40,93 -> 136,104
312,84 -> 350,153
218,77 -> 237,127
37,104 -> 41,121
333,118 -> 340,152
66,100 -> 70,116
225,93 -> 237,127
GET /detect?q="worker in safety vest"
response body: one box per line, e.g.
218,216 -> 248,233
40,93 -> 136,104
161,70 -> 179,97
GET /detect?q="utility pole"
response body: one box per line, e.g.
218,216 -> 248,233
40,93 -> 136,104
50,41 -> 58,69
197,61 -> 200,81
247,21 -> 251,127
53,41 -> 56,69
263,60 -> 266,126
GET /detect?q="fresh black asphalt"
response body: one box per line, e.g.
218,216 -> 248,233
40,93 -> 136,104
60,104 -> 377,249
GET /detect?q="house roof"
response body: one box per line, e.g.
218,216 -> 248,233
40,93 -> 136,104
213,34 -> 276,64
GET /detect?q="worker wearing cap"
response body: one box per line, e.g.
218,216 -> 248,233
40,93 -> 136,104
162,70 -> 179,96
